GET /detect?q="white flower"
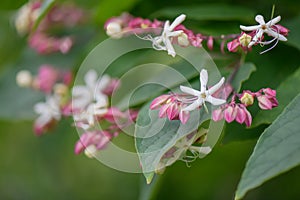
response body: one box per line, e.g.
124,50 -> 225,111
151,14 -> 186,57
240,15 -> 287,47
34,95 -> 61,128
72,69 -> 110,111
180,69 -> 226,111
73,98 -> 108,130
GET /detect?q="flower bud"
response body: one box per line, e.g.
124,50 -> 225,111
240,92 -> 254,106
177,32 -> 189,47
239,33 -> 252,47
106,22 -> 122,38
16,70 -> 33,87
84,145 -> 97,158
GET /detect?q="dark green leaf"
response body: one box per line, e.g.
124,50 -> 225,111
153,4 -> 255,22
231,62 -> 256,92
235,93 -> 300,199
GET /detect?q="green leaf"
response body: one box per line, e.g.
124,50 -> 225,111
231,62 -> 256,93
32,0 -> 56,31
286,15 -> 300,51
95,0 -> 139,23
235,93 -> 300,200
153,4 -> 255,22
135,102 -> 210,183
253,66 -> 300,126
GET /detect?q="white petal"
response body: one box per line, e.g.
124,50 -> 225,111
164,37 -> 176,57
208,77 -> 225,95
240,25 -> 260,31
180,85 -> 201,96
266,15 -> 281,26
206,95 -> 226,106
96,74 -> 111,91
249,29 -> 264,47
255,15 -> 265,24
266,29 -> 287,41
169,14 -> 186,31
182,100 -> 202,111
84,69 -> 98,89
35,114 -> 52,127
163,20 -> 170,31
200,69 -> 208,92
167,30 -> 183,37
95,94 -> 108,106
34,102 -> 48,114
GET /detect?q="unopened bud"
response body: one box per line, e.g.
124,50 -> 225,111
240,92 -> 254,106
16,70 -> 32,87
84,145 -> 97,158
54,83 -> 69,96
239,33 -> 252,47
106,22 -> 122,38
177,32 -> 189,47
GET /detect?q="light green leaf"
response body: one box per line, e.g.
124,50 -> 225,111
231,62 -> 256,92
135,102 -> 210,183
235,93 -> 300,200
153,4 -> 255,22
253,67 -> 300,126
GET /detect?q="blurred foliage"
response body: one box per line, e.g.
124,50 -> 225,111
0,0 -> 300,199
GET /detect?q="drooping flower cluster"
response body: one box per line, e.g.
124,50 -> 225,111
150,69 -> 226,124
212,88 -> 278,127
14,1 -> 85,54
105,13 -> 289,56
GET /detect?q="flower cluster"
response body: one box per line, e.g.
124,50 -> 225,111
105,13 -> 289,56
16,65 -> 73,135
212,88 -> 278,127
228,15 -> 289,53
150,69 -> 226,124
16,66 -> 138,158
15,1 -> 85,54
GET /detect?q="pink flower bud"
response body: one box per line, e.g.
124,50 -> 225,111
227,39 -> 240,52
235,105 -> 246,124
150,95 -> 171,110
257,96 -> 273,110
102,107 -> 126,123
273,24 -> 289,36
224,105 -> 236,123
212,108 -> 223,121
207,36 -> 214,51
242,106 -> 252,127
74,131 -> 113,155
36,65 -> 59,93
179,110 -> 190,124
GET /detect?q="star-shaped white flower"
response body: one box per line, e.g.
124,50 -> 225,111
240,15 -> 287,47
73,97 -> 108,130
180,69 -> 226,111
34,95 -> 61,127
151,14 -> 186,57
72,69 -> 110,111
